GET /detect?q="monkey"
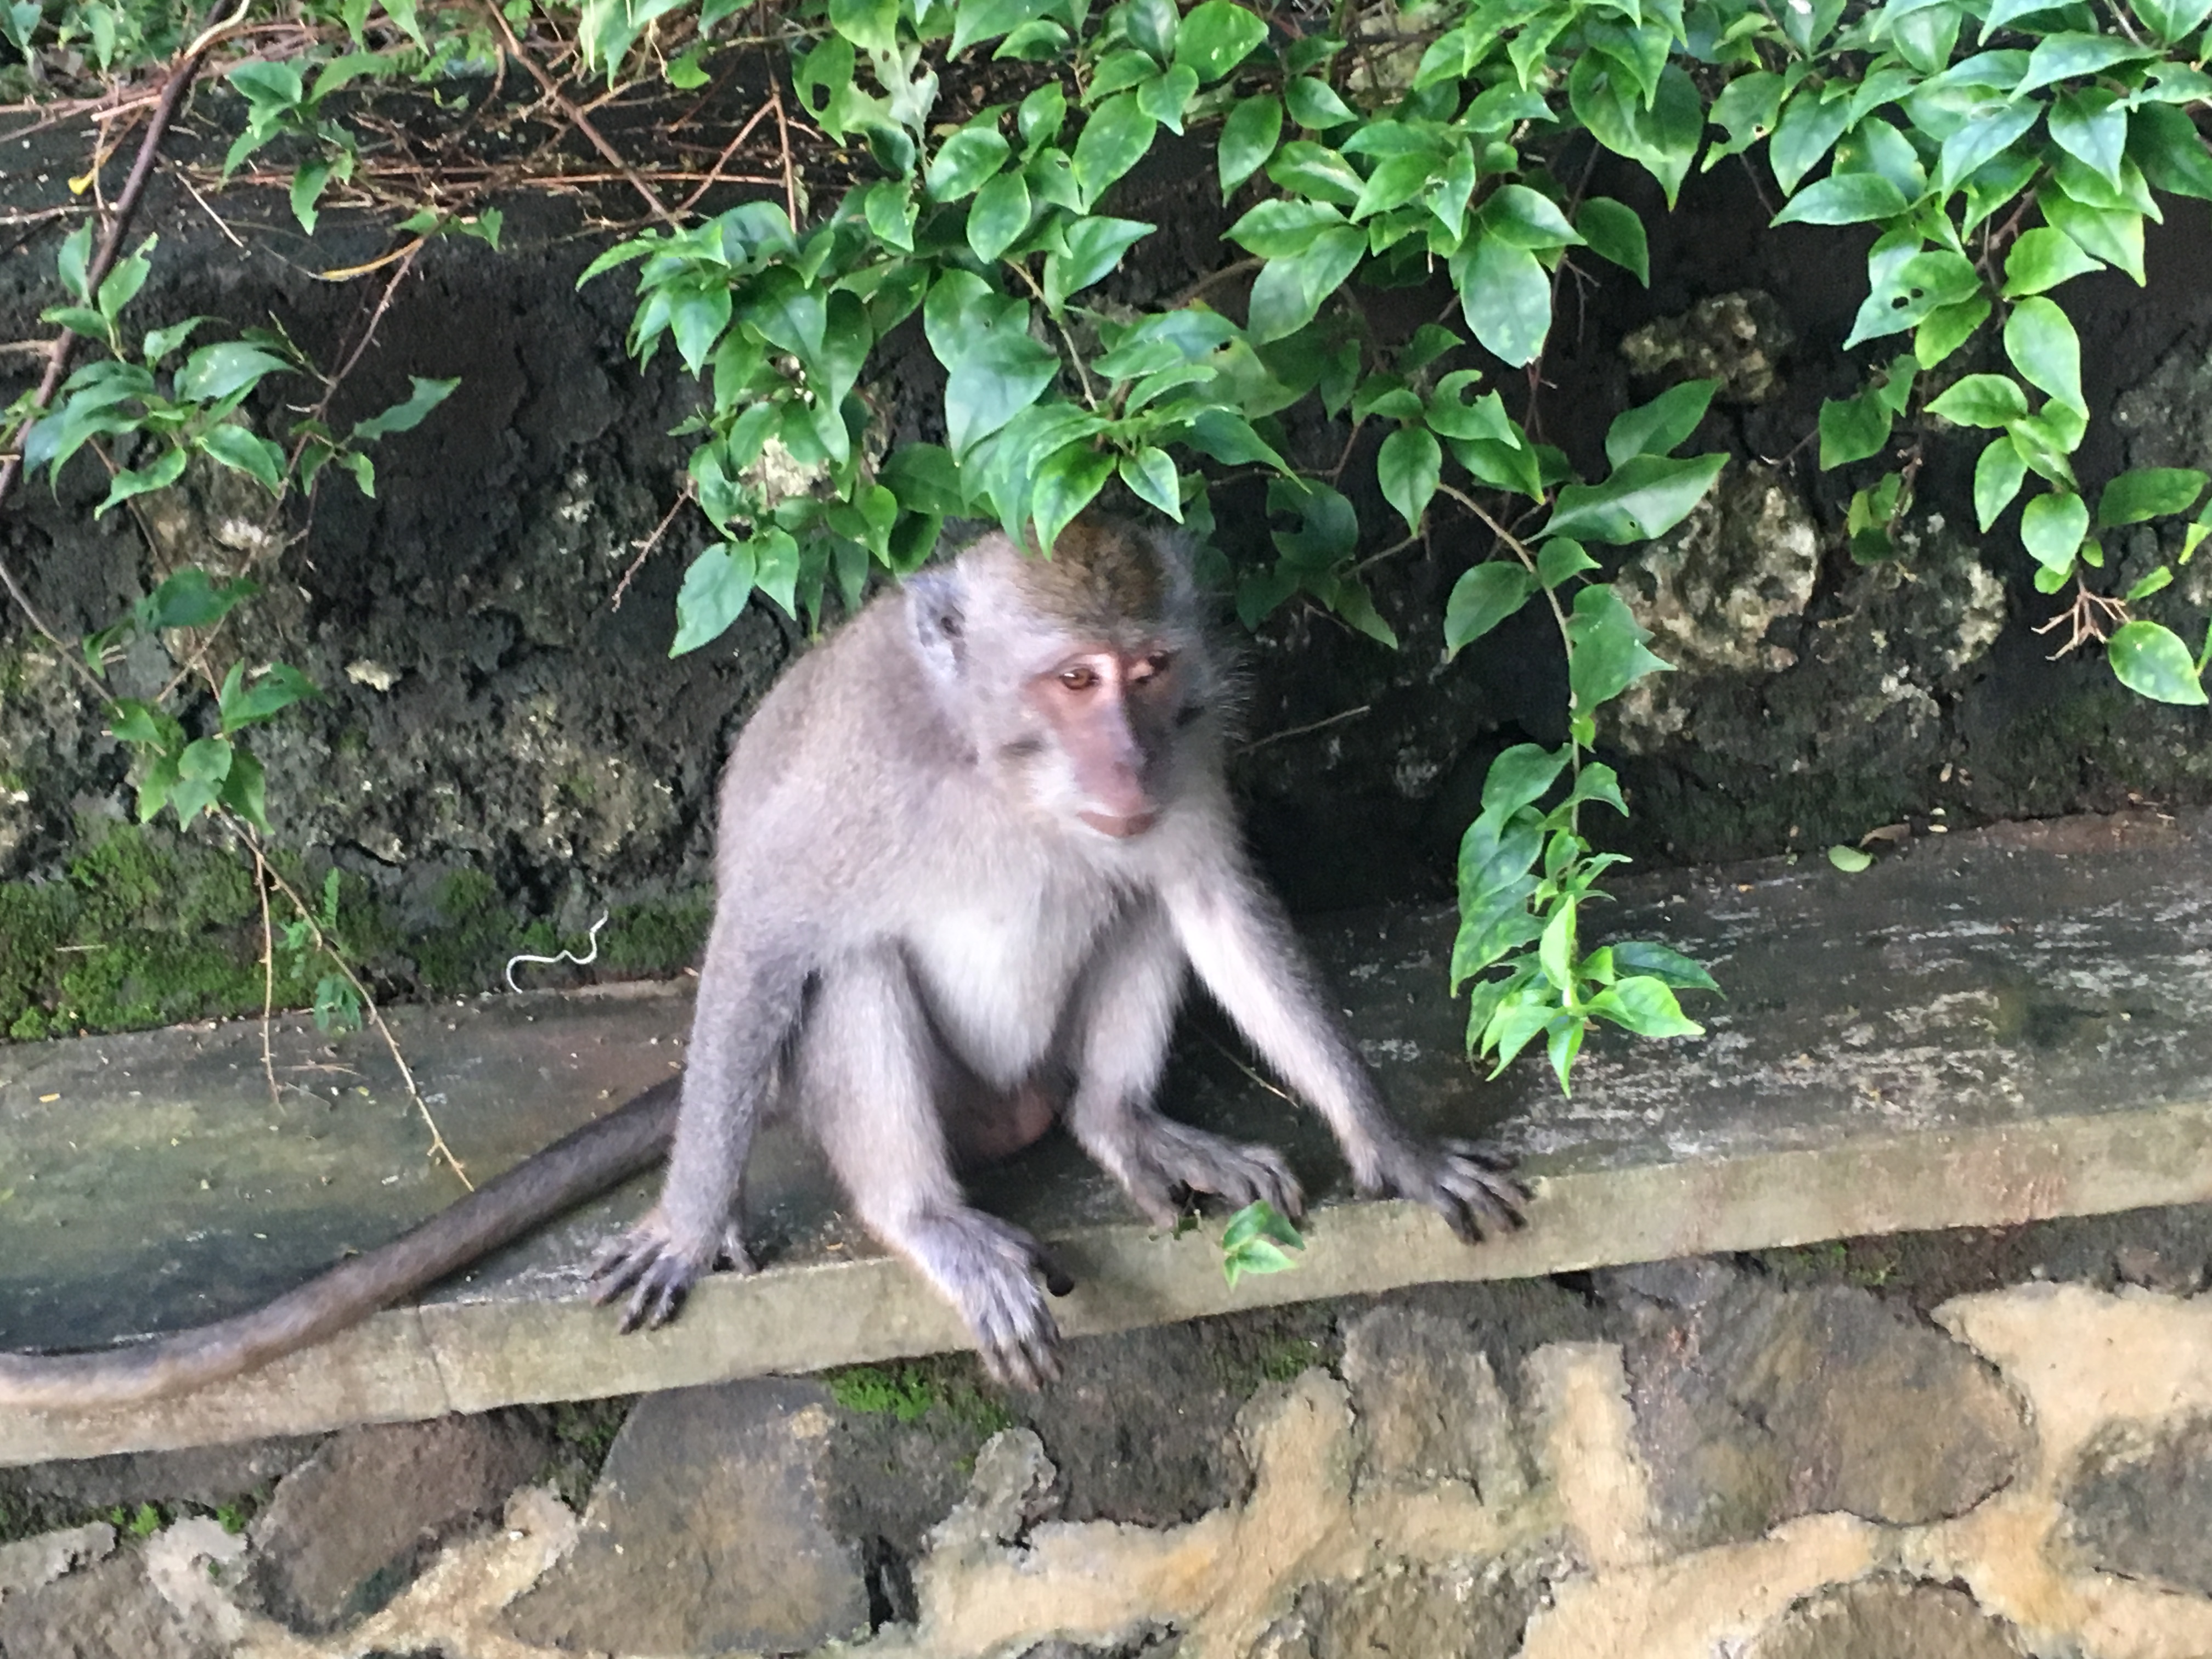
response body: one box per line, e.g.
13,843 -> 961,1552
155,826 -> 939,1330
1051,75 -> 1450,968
585,512 -> 1526,1387
0,512 -> 1523,1409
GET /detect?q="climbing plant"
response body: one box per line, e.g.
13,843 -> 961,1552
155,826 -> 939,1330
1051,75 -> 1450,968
3,0 -> 2211,1086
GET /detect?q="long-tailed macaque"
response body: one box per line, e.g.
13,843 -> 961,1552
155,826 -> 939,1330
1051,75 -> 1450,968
0,513 -> 1522,1408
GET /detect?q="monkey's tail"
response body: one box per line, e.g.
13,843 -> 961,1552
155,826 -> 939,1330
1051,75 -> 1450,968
0,1076 -> 681,1411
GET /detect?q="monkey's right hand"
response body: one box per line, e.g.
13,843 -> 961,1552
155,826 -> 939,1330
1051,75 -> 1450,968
1364,1137 -> 1531,1246
589,1213 -> 753,1334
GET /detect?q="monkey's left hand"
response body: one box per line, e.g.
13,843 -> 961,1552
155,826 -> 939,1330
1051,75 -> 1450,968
588,1213 -> 754,1333
1363,1139 -> 1530,1245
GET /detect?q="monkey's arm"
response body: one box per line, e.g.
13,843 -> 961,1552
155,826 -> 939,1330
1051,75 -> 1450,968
1164,862 -> 1525,1243
591,916 -> 812,1330
0,1078 -> 680,1411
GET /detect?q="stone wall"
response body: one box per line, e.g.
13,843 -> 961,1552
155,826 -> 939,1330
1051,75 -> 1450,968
7,1211 -> 2212,1658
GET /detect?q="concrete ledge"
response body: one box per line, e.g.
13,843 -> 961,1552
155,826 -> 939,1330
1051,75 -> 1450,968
3,810 -> 2208,1463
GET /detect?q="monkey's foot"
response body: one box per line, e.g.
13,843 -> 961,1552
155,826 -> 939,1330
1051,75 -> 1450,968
1090,1113 -> 1305,1229
588,1214 -> 752,1333
896,1207 -> 1068,1391
1366,1139 -> 1530,1245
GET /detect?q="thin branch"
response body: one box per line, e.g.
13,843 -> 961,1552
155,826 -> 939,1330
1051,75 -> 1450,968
236,817 -> 473,1190
612,480 -> 696,611
0,3 -> 246,697
482,1 -> 680,228
677,93 -> 777,216
1169,256 -> 1262,309
252,840 -> 284,1115
1238,703 -> 1373,754
1011,259 -> 1099,408
768,75 -> 799,227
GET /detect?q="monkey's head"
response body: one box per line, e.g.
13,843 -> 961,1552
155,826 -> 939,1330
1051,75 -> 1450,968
906,514 -> 1216,842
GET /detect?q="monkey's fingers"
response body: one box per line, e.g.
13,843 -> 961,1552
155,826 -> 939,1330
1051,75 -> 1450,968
1437,1138 -> 1536,1209
1429,1146 -> 1529,1243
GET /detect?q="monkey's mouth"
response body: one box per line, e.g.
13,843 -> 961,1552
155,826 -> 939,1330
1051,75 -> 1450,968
1080,810 -> 1158,838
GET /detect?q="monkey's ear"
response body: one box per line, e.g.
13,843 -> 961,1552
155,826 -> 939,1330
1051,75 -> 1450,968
906,568 -> 968,680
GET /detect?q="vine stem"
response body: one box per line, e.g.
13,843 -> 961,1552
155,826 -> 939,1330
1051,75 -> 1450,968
230,815 -> 473,1190
0,0 -> 251,687
1438,479 -> 1587,821
483,1 -> 679,228
1011,260 -> 1098,410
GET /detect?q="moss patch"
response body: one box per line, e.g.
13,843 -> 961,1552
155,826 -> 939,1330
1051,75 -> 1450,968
823,1360 -> 1016,1437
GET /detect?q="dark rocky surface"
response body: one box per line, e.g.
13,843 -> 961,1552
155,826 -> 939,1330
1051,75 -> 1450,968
1610,1262 -> 2029,1548
2062,1411 -> 2212,1596
503,1378 -> 871,1654
244,1412 -> 549,1632
1743,1577 -> 2030,1659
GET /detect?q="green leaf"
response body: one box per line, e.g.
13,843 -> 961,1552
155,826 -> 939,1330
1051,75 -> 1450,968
56,221 -> 92,303
1246,225 -> 1364,343
951,0 -> 1051,55
1043,216 -> 1153,311
1136,64 -> 1201,133
1544,453 -> 1728,545
1218,94 -> 1283,198
1538,538 -> 1599,586
2040,191 -> 2145,285
2016,32 -> 2159,97
1773,171 -> 1910,226
2136,0 -> 2212,42
290,161 -> 334,235
882,443 -> 966,515
1974,436 -> 2028,531
1174,0 -> 1268,82
1377,425 -> 1441,532
1031,440 -> 1116,551
219,662 -> 319,731
1827,843 -> 1873,871
2002,297 -> 2083,416
2000,227 -> 2103,297
140,567 -> 258,632
1266,140 -> 1363,206
1482,743 -> 1572,814
1935,98 -> 2040,199
1286,76 -> 1356,128
928,126 -> 1012,201
1566,584 -> 1672,709
2049,88 -> 2128,189
1927,373 -> 2028,428
1609,940 -> 1719,992
1588,977 -> 1704,1039
2021,489 -> 2089,572
1071,93 -> 1157,210
2128,567 -> 2175,603
829,0 -> 898,53
1227,198 -> 1344,258
1352,151 -> 1448,223
1221,1198 -> 1304,1258
1769,87 -> 1853,194
2098,468 -> 2208,527
1454,234 -> 1550,368
1119,446 -> 1181,519
1426,373 -> 1515,443
2131,103 -> 2212,202
1844,248 -> 1982,349
351,375 -> 459,443
1915,295 -> 1991,370
95,446 -> 188,516
1575,198 -> 1649,285
967,170 -> 1032,263
2108,619 -> 2209,705
670,542 -> 758,654
199,423 -> 287,495
1605,379 -> 1717,467
1444,563 -> 1538,656
174,342 -> 291,405
1480,184 -> 1584,251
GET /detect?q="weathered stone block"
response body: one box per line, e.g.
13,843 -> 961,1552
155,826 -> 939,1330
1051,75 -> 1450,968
0,1546 -> 216,1659
2062,1411 -> 2212,1594
1616,1270 -> 2029,1546
244,1410 -> 550,1632
1250,1556 -> 1547,1659
1339,1307 -> 1530,1502
1745,1576 -> 2027,1659
503,1378 -> 869,1654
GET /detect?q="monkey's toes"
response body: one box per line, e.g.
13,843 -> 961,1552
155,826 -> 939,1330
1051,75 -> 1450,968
1429,1141 -> 1529,1243
1133,1120 -> 1306,1221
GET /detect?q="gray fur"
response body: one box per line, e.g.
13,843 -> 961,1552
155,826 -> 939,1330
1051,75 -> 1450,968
590,521 -> 1524,1385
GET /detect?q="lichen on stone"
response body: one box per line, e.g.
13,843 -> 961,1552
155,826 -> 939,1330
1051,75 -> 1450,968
1620,291 -> 1796,404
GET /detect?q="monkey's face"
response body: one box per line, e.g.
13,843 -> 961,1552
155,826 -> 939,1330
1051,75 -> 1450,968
1021,641 -> 1185,839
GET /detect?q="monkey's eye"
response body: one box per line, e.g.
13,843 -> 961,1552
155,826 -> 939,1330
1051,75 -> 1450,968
1058,664 -> 1099,692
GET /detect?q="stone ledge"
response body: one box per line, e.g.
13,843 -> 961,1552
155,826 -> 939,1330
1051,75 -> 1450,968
3,809 -> 2209,1465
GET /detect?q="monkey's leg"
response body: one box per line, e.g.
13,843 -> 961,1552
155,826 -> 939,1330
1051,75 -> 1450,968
591,917 -> 803,1331
802,950 -> 1068,1390
1063,901 -> 1304,1228
1169,866 -> 1527,1243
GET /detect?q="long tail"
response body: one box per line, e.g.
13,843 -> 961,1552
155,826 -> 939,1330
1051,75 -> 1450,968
0,1077 -> 681,1410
